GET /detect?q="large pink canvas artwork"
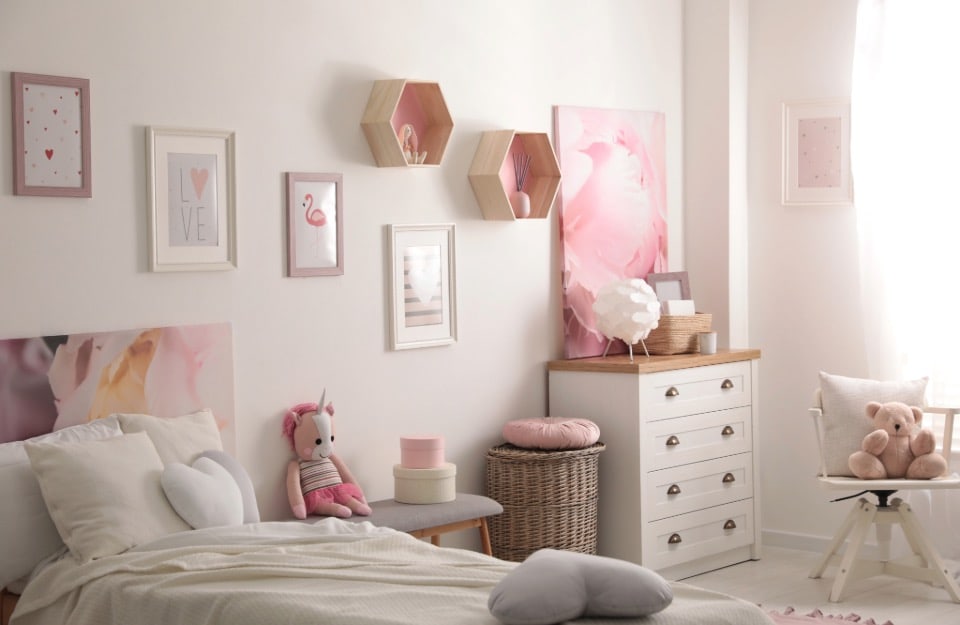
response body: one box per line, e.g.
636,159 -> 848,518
554,106 -> 667,359
0,323 -> 235,448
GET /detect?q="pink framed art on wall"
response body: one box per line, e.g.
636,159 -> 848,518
781,99 -> 852,205
11,72 -> 92,197
286,172 -> 344,277
553,105 -> 668,359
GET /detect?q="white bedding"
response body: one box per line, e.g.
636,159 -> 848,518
12,519 -> 774,625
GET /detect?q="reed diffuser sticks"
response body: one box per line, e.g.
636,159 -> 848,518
513,152 -> 532,193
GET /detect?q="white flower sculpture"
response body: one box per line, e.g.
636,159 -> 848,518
592,278 -> 661,361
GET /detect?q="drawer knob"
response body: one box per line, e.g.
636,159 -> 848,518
721,379 -> 734,390
667,484 -> 681,495
668,533 -> 682,545
723,519 -> 737,530
665,386 -> 680,398
721,425 -> 735,437
722,472 -> 736,484
665,435 -> 680,447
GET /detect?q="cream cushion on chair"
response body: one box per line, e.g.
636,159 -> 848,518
818,371 -> 928,476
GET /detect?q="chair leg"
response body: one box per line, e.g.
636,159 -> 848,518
829,499 -> 878,602
810,498 -> 866,579
894,500 -> 960,603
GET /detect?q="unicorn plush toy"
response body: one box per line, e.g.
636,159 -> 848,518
282,390 -> 371,519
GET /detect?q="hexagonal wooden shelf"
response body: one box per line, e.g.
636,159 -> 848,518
361,79 -> 454,167
468,130 -> 561,220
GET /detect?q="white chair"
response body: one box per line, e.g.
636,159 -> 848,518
808,390 -> 960,603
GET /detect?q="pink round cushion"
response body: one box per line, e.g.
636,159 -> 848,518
502,417 -> 600,450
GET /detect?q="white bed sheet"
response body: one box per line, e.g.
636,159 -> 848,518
12,519 -> 774,625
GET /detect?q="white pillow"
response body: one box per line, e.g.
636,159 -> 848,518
161,457 -> 243,529
198,449 -> 260,523
818,371 -> 928,476
117,409 -> 222,465
25,431 -> 190,562
488,549 -> 673,625
0,416 -> 122,588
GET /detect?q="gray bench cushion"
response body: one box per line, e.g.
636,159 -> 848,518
340,493 -> 502,532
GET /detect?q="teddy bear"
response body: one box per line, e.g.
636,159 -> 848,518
848,400 -> 948,480
281,391 -> 372,519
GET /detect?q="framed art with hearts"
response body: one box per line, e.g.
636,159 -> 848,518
285,172 -> 344,277
387,223 -> 457,350
12,72 -> 92,197
146,126 -> 237,272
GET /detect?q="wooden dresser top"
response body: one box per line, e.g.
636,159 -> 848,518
547,348 -> 761,375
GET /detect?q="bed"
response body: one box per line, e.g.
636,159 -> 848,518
5,518 -> 776,625
0,325 -> 776,625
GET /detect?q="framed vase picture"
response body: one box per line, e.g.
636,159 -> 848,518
387,223 -> 457,350
782,99 -> 852,205
11,72 -> 92,197
146,126 -> 237,272
286,172 -> 343,277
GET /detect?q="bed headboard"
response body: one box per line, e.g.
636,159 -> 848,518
0,322 -> 236,451
0,322 -> 237,605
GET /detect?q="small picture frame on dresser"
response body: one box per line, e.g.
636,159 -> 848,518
646,271 -> 691,302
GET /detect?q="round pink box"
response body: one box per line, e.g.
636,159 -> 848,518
400,435 -> 445,469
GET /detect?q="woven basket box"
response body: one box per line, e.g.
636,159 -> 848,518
641,313 -> 712,355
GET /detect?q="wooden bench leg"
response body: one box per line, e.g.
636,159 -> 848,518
479,517 -> 493,556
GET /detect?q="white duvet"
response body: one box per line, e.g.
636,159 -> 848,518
12,519 -> 774,625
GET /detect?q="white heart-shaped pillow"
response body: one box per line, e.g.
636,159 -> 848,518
161,457 -> 243,529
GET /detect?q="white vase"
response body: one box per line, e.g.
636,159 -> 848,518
510,190 -> 531,219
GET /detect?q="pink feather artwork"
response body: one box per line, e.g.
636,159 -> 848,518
554,106 -> 668,359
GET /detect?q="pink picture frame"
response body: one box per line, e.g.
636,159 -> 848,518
11,72 -> 92,197
286,172 -> 344,277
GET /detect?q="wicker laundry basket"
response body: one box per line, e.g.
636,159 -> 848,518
485,442 -> 605,562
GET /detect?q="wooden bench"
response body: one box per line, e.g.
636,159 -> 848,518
339,493 -> 503,555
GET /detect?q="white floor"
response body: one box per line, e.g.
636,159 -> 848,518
685,547 -> 960,625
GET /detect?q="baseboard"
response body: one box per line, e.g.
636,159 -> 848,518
762,528 -> 880,559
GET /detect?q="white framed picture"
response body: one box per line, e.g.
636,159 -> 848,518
146,126 -> 237,271
387,223 -> 457,350
782,99 -> 852,206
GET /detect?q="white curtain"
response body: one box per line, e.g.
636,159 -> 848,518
852,0 -> 960,559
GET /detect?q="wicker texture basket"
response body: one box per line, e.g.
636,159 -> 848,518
485,442 -> 604,562
642,313 -> 712,355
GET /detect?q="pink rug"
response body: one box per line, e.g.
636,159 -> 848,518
768,607 -> 894,625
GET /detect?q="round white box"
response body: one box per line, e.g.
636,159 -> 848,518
393,462 -> 456,504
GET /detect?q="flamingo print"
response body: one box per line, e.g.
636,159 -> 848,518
303,193 -> 327,256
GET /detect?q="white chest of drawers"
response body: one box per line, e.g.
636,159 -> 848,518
547,349 -> 761,580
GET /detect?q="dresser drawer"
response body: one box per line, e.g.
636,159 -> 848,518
640,361 -> 752,421
644,453 -> 753,521
643,499 -> 754,571
644,406 -> 751,470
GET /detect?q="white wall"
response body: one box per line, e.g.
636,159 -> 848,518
0,0 -> 684,532
747,0 -> 866,548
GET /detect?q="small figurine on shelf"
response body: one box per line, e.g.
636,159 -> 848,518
511,151 -> 532,218
282,390 -> 371,519
398,123 -> 418,164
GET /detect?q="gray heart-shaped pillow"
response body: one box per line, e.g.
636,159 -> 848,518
161,456 -> 243,529
488,549 -> 673,625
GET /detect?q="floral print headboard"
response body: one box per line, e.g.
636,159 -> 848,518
0,323 -> 235,448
